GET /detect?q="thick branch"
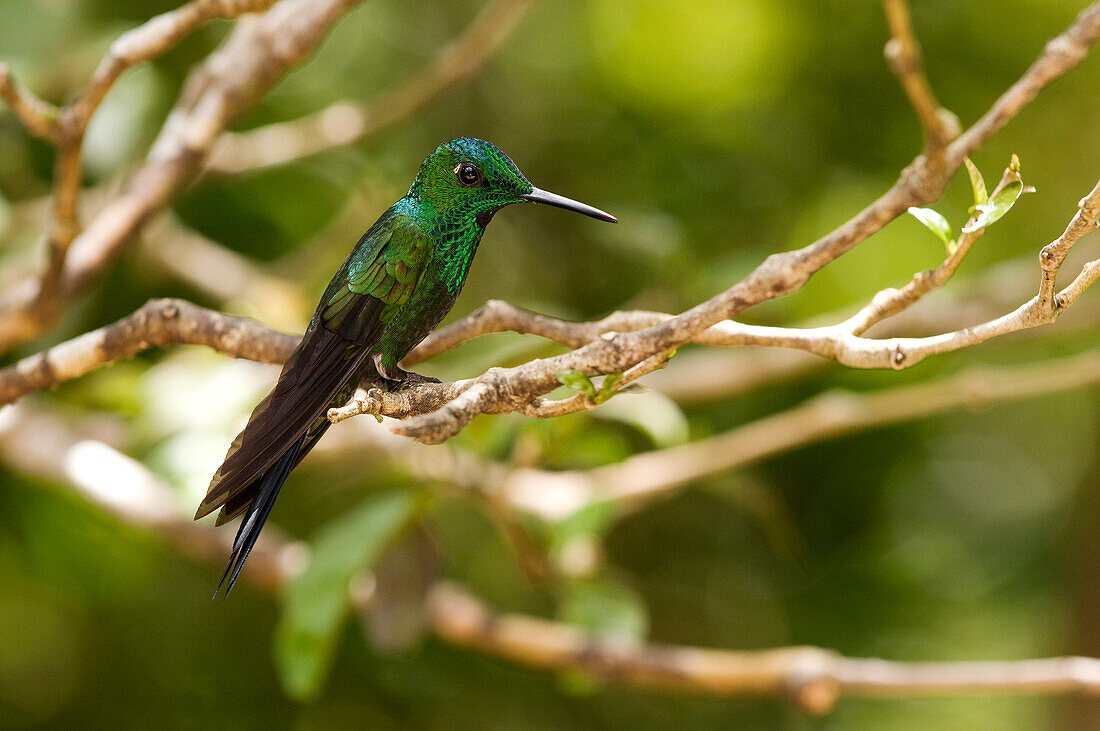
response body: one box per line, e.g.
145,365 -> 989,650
0,298 -> 296,407
367,3 -> 1100,443
0,0 -> 362,351
67,0 -> 282,131
40,0 -> 282,325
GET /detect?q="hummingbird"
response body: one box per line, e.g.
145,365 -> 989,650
194,138 -> 616,596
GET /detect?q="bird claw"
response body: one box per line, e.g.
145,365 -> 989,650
394,371 -> 441,390
372,353 -> 439,389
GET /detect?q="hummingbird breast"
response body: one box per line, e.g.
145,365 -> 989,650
372,216 -> 485,368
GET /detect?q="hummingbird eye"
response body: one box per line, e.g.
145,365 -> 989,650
455,162 -> 483,187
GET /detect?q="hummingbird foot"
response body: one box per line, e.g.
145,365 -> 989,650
372,353 -> 441,390
393,370 -> 442,391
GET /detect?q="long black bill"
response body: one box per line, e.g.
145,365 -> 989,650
520,187 -> 617,223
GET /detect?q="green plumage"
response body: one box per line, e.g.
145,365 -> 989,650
195,137 -> 616,596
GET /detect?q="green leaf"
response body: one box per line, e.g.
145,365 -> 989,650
594,372 -> 623,404
906,206 -> 952,246
558,577 -> 649,641
962,179 -> 1023,233
964,157 -> 987,206
556,369 -> 596,400
275,491 -> 417,701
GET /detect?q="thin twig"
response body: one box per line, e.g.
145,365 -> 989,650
427,582 -> 1100,713
207,0 -> 537,174
839,165 -> 1024,335
881,0 -> 959,149
1039,178 -> 1100,309
501,349 -> 1100,520
0,62 -> 59,140
947,3 -> 1100,165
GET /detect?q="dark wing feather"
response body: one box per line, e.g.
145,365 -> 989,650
195,211 -> 430,525
195,295 -> 384,524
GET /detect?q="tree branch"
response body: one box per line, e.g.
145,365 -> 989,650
427,582 -> 1100,713
501,349 -> 1100,520
0,0 -> 363,352
0,62 -> 59,140
357,3 -> 1100,443
41,0 -> 282,327
0,298 -> 296,407
207,0 -> 537,174
2,406 -> 1098,715
948,2 -> 1100,164
881,0 -> 960,149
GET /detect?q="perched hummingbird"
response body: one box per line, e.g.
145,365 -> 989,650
195,138 -> 616,596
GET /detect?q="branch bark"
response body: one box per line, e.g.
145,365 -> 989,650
0,0 -> 362,351
330,170 -> 1100,431
427,582 -> 1100,713
348,3 -> 1100,443
0,299 -> 295,407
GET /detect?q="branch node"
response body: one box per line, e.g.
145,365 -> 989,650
783,648 -> 842,714
891,345 -> 907,369
789,675 -> 841,715
1040,245 -> 1058,271
0,61 -> 60,141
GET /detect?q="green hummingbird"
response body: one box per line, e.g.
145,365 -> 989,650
195,138 -> 616,596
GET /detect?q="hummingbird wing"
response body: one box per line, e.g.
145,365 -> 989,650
194,212 -> 431,526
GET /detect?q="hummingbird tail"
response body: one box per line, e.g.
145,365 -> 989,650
214,435 -> 305,599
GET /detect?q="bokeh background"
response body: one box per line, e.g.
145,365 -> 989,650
1,0 -> 1100,727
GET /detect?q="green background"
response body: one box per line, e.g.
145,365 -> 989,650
1,0 -> 1099,727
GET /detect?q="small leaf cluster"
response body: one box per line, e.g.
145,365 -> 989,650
907,156 -> 1033,254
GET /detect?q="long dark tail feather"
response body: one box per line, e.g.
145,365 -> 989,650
213,435 -> 304,599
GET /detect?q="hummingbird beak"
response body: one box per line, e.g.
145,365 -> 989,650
519,187 -> 617,223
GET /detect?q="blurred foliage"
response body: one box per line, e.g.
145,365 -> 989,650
1,0 -> 1100,728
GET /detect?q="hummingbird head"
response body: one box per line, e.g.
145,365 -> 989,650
408,137 -> 617,226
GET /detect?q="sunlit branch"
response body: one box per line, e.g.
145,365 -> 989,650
501,349 -> 1100,520
427,582 -> 1100,713
365,3 -> 1100,443
0,299 -> 296,407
